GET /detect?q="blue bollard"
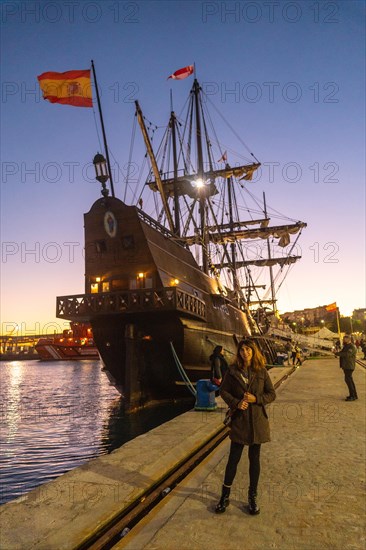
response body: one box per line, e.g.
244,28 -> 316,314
194,379 -> 218,411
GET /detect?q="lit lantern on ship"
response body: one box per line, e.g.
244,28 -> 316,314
93,153 -> 109,197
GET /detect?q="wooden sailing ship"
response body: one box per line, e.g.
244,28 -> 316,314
56,77 -> 306,411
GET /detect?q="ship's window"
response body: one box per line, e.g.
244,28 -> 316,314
91,283 -> 99,294
102,282 -> 110,292
95,240 -> 107,253
129,276 -> 153,289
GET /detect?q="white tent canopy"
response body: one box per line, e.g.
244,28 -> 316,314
312,327 -> 339,340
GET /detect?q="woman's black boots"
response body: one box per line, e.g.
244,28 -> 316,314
248,488 -> 260,515
215,484 -> 231,513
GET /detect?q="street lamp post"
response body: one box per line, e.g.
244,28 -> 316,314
93,153 -> 110,198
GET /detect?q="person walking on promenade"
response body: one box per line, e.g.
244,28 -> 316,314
295,346 -> 302,367
335,334 -> 358,401
215,339 -> 276,515
290,342 -> 297,365
209,345 -> 228,386
360,337 -> 366,360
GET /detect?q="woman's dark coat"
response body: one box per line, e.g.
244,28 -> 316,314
220,364 -> 276,445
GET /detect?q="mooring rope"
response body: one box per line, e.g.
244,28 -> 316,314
169,341 -> 196,396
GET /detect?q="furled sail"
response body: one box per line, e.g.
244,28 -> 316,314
213,256 -> 302,269
181,222 -> 307,246
147,163 -> 261,197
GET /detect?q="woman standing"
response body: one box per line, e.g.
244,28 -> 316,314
215,339 -> 276,515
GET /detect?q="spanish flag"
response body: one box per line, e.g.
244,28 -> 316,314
37,70 -> 92,107
325,302 -> 337,312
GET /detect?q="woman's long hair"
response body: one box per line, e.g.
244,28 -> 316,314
236,339 -> 266,371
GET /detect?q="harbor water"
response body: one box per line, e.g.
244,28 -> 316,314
0,359 -> 194,505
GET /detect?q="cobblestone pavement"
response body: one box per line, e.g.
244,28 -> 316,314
118,359 -> 365,550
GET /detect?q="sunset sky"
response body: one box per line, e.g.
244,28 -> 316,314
1,0 -> 365,335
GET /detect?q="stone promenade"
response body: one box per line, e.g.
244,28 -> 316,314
118,358 -> 365,550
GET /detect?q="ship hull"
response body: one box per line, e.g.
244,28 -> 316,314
91,307 -> 247,411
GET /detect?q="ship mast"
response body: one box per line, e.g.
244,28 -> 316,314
227,171 -> 236,276
135,100 -> 175,233
170,110 -> 181,235
263,192 -> 276,313
193,79 -> 209,274
227,169 -> 244,299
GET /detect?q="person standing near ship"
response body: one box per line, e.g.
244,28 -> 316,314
215,339 -> 276,515
335,334 -> 358,401
209,345 -> 228,386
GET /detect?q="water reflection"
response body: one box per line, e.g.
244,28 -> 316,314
0,360 -> 193,504
1,362 -> 24,448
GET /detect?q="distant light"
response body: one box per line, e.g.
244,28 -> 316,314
138,272 -> 145,279
172,279 -> 179,286
96,277 -> 101,282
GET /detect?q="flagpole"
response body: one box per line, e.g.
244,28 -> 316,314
336,307 -> 342,341
91,60 -> 115,198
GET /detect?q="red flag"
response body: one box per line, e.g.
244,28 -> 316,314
37,70 -> 92,107
325,302 -> 337,312
168,65 -> 194,80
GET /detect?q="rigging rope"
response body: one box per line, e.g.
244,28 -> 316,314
169,342 -> 196,396
205,94 -> 260,163
125,114 -> 137,202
